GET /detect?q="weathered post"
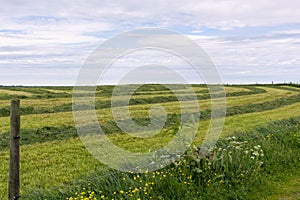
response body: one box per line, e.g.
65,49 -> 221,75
8,99 -> 20,200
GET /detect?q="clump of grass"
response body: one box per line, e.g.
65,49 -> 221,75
182,137 -> 264,190
63,167 -> 195,200
59,132 -> 264,199
61,137 -> 263,199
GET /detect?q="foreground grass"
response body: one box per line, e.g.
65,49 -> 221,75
1,116 -> 298,198
24,117 -> 300,199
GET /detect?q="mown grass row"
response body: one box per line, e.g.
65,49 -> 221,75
0,87 -> 71,100
1,92 -> 299,150
0,85 -> 297,137
0,86 -> 298,150
1,83 -> 298,100
0,85 -> 291,120
0,85 -> 266,117
22,117 -> 300,199
23,86 -> 298,111
0,84 -> 189,100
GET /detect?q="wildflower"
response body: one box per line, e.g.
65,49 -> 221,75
253,151 -> 259,157
132,188 -> 139,193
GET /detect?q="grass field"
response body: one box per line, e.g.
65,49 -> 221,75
0,84 -> 299,199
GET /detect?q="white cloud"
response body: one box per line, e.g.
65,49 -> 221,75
2,0 -> 300,29
0,0 -> 299,85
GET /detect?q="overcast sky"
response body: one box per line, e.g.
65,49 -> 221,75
0,0 -> 299,85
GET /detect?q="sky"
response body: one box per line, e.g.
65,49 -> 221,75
0,0 -> 299,85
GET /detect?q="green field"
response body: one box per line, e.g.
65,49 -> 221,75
0,84 -> 300,199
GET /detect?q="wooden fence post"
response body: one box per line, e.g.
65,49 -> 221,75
8,99 -> 20,200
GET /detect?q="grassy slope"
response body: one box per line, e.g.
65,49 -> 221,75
0,85 -> 299,199
23,117 -> 300,200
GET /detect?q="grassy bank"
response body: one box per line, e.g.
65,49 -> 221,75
24,117 -> 300,199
